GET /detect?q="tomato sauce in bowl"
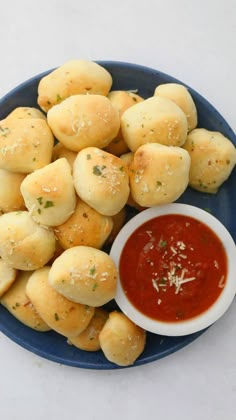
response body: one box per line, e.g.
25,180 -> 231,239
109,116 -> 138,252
110,204 -> 236,336
119,214 -> 227,322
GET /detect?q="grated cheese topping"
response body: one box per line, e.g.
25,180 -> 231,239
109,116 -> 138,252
148,236 -> 211,297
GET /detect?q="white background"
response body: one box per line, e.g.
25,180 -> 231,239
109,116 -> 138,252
0,1 -> 236,419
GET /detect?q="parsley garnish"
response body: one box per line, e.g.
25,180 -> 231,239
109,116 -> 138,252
92,283 -> 98,291
54,313 -> 59,321
160,278 -> 166,285
87,154 -> 91,160
93,165 -> 106,176
156,181 -> 162,187
56,94 -> 62,102
159,240 -> 167,248
37,197 -> 43,205
89,266 -> 96,276
44,201 -> 54,208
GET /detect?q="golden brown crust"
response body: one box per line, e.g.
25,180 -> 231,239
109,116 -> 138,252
37,60 -> 113,112
68,308 -> 109,351
48,239 -> 65,264
0,169 -> 26,213
5,107 -> 46,121
105,91 -> 143,156
0,118 -> 54,173
0,258 -> 17,297
54,199 -> 113,250
73,147 -> 130,216
120,152 -> 144,210
0,211 -> 56,270
129,143 -> 190,207
154,83 -> 198,131
26,267 -> 94,337
121,96 -> 188,152
1,271 -> 50,331
183,128 -> 236,193
48,246 -> 117,307
52,143 -> 77,169
20,158 -> 77,226
47,94 -> 120,152
99,311 -> 146,366
106,207 -> 126,244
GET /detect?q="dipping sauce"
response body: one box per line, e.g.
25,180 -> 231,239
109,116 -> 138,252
119,214 -> 227,322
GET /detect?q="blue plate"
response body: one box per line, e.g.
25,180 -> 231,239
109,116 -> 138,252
0,61 -> 235,369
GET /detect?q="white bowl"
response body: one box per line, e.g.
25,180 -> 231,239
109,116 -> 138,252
110,203 -> 236,336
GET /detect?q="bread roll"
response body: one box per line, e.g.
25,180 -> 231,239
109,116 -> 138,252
68,308 -> 109,351
47,94 -> 120,152
99,311 -> 146,366
54,199 -> 113,249
38,59 -> 112,112
52,143 -> 77,169
20,158 -> 76,226
1,271 -> 50,331
119,151 -> 134,167
48,246 -> 117,307
73,147 -> 130,216
120,152 -> 143,210
0,211 -> 56,270
130,143 -> 190,207
0,118 -> 54,173
0,257 -> 17,297
26,267 -> 94,337
106,207 -> 126,244
183,128 -> 236,193
48,239 -> 64,264
0,169 -> 25,213
121,96 -> 188,152
5,107 -> 46,121
105,91 -> 143,156
154,83 -> 197,131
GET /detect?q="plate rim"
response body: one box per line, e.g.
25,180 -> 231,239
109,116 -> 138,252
0,60 -> 235,141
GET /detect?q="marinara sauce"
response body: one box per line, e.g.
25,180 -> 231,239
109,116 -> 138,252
119,214 -> 227,322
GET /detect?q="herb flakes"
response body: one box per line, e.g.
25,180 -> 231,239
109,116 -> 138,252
44,201 -> 54,208
92,282 -> 98,291
54,313 -> 59,321
93,165 -> 106,176
89,266 -> 96,276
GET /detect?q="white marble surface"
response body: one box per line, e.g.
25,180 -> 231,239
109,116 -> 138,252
0,1 -> 236,419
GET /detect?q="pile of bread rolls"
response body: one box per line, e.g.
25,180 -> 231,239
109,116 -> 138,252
0,59 -> 235,367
